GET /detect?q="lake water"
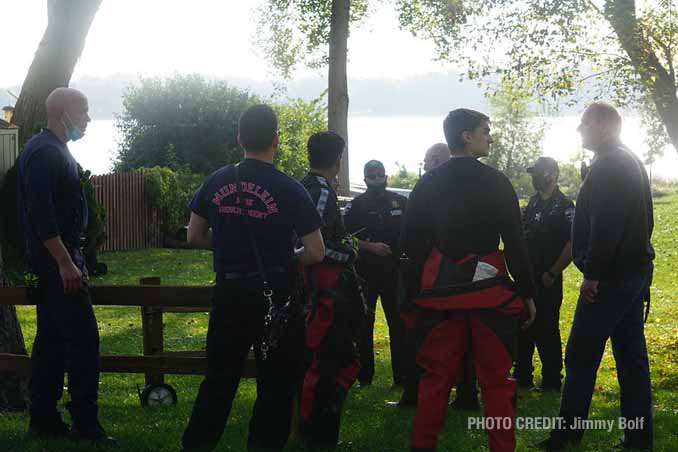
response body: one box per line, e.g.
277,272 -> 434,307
70,116 -> 678,182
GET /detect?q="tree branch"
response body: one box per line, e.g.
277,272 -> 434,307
577,67 -> 619,83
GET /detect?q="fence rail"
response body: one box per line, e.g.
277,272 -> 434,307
0,279 -> 259,383
91,171 -> 163,252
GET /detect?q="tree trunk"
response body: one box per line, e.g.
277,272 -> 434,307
11,0 -> 103,146
0,260 -> 29,411
328,0 -> 351,196
1,0 -> 102,412
605,0 -> 678,151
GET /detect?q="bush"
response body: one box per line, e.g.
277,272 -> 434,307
143,166 -> 203,236
388,162 -> 419,189
115,74 -> 257,174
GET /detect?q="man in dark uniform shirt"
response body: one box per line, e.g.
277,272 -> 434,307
344,160 -> 408,387
182,105 -> 325,452
403,108 -> 536,452
17,88 -> 115,445
299,132 -> 363,448
516,157 -> 574,391
539,102 -> 654,451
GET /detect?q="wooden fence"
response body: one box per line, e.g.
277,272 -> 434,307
92,171 -> 163,252
0,279 -> 256,384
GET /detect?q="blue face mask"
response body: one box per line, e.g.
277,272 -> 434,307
62,112 -> 85,142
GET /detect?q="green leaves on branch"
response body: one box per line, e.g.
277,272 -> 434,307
274,95 -> 328,179
388,162 -> 419,189
256,0 -> 370,78
395,0 -> 677,151
483,80 -> 546,199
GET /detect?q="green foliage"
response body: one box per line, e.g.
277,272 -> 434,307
395,0 -> 678,151
80,166 -> 107,272
483,81 -> 545,199
273,96 -> 328,179
256,0 -> 371,77
80,167 -> 106,248
143,166 -> 203,236
388,162 -> 419,189
114,74 -> 257,174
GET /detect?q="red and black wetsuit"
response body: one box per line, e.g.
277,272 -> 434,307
401,157 -> 536,452
299,172 -> 363,447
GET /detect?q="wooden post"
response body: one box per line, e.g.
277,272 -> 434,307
140,277 -> 163,385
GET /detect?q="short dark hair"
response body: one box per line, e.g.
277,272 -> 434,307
443,108 -> 490,150
238,104 -> 278,152
307,132 -> 345,170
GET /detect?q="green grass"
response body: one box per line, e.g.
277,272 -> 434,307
2,197 -> 677,451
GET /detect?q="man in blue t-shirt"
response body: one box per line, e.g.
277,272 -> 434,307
17,88 -> 115,445
181,104 -> 325,452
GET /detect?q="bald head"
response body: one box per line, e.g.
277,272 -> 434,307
423,142 -> 450,172
45,87 -> 87,119
45,87 -> 90,142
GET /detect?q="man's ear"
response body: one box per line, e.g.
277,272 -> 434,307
272,133 -> 280,149
462,130 -> 472,144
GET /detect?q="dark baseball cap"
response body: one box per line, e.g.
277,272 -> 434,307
527,157 -> 559,175
364,160 -> 385,175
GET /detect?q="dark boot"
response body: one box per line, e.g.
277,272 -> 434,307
70,421 -> 117,447
67,402 -> 117,447
613,437 -> 653,451
534,431 -> 580,451
26,411 -> 70,440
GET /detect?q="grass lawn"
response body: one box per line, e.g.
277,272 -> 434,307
2,196 -> 677,451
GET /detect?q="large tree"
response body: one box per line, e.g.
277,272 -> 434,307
257,0 -> 370,194
396,0 -> 678,152
11,0 -> 103,145
1,0 -> 102,411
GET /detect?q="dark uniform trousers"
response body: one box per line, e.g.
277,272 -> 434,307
556,266 -> 653,447
358,261 -> 407,385
515,277 -> 563,388
29,266 -> 100,431
182,277 -> 304,452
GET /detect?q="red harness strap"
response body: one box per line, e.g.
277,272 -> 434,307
415,248 -> 523,311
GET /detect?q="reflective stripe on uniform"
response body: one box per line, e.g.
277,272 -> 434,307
316,187 -> 329,218
326,248 -> 351,263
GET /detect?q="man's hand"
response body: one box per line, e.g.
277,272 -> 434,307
580,278 -> 599,303
58,258 -> 83,295
367,242 -> 392,257
541,272 -> 555,288
522,298 -> 536,330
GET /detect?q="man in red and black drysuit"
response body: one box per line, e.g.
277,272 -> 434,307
401,109 -> 536,452
299,132 -> 364,448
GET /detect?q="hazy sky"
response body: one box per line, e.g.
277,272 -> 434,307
2,0 -> 447,87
